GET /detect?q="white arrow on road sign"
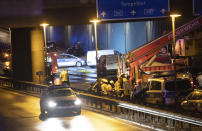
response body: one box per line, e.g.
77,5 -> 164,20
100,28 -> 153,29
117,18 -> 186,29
131,10 -> 136,16
101,11 -> 106,17
160,8 -> 167,14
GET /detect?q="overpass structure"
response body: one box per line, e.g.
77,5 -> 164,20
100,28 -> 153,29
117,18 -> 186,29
0,0 -> 96,27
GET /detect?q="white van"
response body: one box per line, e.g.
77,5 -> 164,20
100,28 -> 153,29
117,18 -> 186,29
87,49 -> 120,66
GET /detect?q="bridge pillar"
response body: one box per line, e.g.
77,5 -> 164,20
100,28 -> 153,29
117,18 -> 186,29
30,28 -> 46,84
11,28 -> 45,83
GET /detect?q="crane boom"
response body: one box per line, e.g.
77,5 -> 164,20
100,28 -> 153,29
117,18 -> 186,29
129,16 -> 202,67
128,16 -> 202,82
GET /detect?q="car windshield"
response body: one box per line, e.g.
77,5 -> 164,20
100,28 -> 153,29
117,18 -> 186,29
48,89 -> 73,97
150,81 -> 161,90
188,92 -> 202,100
165,80 -> 191,91
68,55 -> 77,59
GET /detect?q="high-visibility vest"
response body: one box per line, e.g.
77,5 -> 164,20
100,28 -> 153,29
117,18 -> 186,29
60,70 -> 68,82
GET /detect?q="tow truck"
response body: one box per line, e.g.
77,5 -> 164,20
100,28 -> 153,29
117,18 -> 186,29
127,15 -> 202,85
125,16 -> 202,105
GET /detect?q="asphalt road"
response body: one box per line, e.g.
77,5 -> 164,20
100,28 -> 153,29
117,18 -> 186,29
57,66 -> 97,91
0,88 -> 152,131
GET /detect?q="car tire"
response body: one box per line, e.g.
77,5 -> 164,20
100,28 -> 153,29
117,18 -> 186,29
39,113 -> 47,121
76,62 -> 82,67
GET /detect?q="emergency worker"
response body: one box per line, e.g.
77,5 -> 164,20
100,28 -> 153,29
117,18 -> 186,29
101,79 -> 108,95
114,78 -> 122,97
123,77 -> 130,100
130,84 -> 135,101
109,80 -> 115,89
106,81 -> 113,96
133,80 -> 143,103
109,80 -> 115,96
60,68 -> 70,86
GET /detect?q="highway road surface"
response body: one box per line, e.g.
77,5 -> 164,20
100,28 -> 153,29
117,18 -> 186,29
0,88 -> 152,131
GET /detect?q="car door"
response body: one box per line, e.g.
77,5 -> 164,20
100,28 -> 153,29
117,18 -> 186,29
197,93 -> 202,112
185,93 -> 198,111
145,80 -> 163,104
57,55 -> 66,67
66,54 -> 78,66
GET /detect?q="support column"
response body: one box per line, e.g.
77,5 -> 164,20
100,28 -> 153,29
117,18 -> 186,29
11,28 -> 45,83
64,25 -> 71,48
30,28 -> 45,84
11,28 -> 33,82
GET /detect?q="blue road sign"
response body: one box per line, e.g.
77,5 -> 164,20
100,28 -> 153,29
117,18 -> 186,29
97,0 -> 170,20
193,0 -> 202,15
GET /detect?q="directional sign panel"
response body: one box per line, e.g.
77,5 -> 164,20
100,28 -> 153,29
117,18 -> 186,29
97,0 -> 170,20
193,0 -> 202,15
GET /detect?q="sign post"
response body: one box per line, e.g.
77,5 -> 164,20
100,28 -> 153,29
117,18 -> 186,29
36,71 -> 43,84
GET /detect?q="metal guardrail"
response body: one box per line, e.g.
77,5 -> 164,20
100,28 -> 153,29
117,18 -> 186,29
0,76 -> 201,130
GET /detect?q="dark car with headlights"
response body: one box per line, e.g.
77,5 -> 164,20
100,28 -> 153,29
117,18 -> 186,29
40,87 -> 81,119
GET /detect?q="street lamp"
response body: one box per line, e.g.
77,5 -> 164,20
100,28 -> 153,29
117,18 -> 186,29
40,23 -> 49,83
90,19 -> 101,79
170,13 -> 181,80
40,23 -> 49,53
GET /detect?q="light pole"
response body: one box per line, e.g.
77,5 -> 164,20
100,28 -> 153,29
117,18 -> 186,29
90,19 -> 101,79
170,13 -> 181,80
40,23 -> 49,83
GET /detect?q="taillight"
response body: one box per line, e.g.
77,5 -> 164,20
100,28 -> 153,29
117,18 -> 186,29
190,79 -> 194,88
162,92 -> 165,97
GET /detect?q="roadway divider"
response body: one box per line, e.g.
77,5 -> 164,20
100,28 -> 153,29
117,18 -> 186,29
0,76 -> 201,130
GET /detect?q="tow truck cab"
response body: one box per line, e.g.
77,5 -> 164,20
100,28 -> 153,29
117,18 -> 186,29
145,78 -> 193,105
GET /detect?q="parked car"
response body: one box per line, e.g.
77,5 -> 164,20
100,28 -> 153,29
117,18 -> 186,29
39,86 -> 81,120
180,90 -> 202,112
144,78 -> 193,105
57,53 -> 86,67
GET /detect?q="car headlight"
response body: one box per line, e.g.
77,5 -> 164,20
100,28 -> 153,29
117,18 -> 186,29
183,100 -> 188,104
74,99 -> 81,105
48,101 -> 57,108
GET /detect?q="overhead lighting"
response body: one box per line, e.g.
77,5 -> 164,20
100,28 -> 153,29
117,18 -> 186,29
40,23 -> 49,28
89,19 -> 101,23
170,13 -> 181,18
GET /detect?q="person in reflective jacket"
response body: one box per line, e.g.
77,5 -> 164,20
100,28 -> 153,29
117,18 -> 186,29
60,68 -> 70,86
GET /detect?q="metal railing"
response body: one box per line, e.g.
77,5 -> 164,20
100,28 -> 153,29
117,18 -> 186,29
0,76 -> 201,130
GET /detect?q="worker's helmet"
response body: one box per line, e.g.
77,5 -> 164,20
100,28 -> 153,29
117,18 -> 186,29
101,78 -> 108,83
110,80 -> 114,84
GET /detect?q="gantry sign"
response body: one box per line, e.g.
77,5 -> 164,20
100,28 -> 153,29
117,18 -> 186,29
193,0 -> 202,16
97,0 -> 170,20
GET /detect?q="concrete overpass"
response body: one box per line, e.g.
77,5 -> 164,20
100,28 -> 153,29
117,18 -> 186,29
0,0 -> 96,27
